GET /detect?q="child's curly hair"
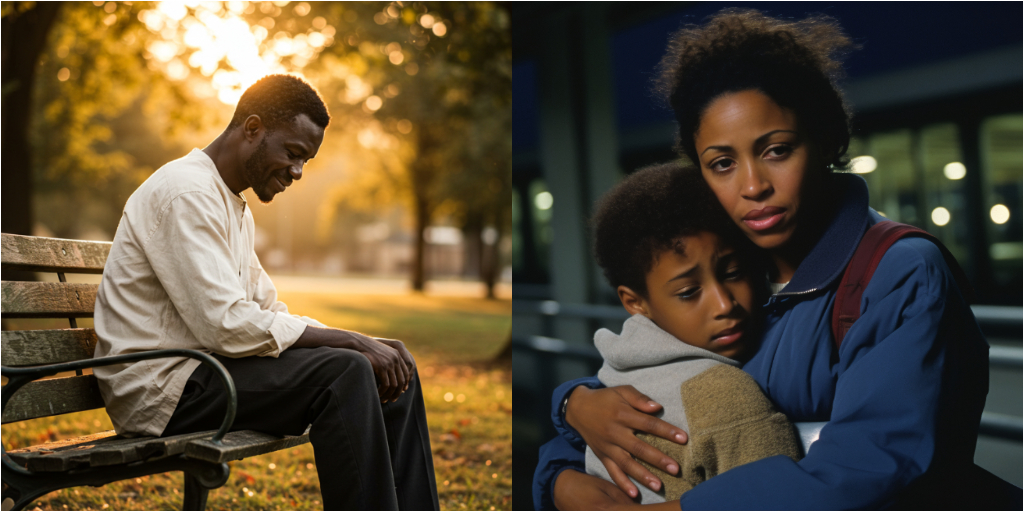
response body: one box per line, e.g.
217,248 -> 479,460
655,9 -> 857,170
592,162 -> 755,297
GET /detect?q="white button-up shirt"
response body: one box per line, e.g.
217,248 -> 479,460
94,149 -> 323,437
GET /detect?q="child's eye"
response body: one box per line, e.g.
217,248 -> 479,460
678,287 -> 700,299
724,266 -> 744,280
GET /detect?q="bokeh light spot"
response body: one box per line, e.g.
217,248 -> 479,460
931,207 -> 951,226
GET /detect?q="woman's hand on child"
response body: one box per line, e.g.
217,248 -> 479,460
565,385 -> 687,495
554,469 -> 639,510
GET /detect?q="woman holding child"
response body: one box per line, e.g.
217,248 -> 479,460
533,9 -> 993,510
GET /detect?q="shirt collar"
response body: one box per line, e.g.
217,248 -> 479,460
188,148 -> 247,208
774,173 -> 870,296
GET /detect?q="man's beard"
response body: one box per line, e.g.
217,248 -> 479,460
244,137 -> 275,204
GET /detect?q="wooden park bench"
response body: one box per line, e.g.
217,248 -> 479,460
1,233 -> 311,511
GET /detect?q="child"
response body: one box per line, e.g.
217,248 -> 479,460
584,162 -> 802,504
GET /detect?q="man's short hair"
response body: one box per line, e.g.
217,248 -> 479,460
591,161 -> 753,297
228,74 -> 330,131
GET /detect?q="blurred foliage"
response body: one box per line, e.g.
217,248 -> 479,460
4,1 -> 510,291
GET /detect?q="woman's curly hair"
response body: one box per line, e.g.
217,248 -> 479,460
592,161 -> 756,297
655,9 -> 857,170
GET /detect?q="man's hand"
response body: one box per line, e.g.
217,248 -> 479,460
348,333 -> 410,402
553,469 -> 638,511
373,337 -> 416,393
565,385 -> 687,497
291,326 -> 413,402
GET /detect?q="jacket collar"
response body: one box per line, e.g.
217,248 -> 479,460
775,173 -> 870,297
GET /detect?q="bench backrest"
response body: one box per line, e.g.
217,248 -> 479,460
1,233 -> 111,424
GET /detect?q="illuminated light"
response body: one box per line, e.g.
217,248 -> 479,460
157,2 -> 187,21
943,162 -> 966,180
444,392 -> 454,402
432,22 -> 447,37
147,40 -> 178,62
57,46 -> 70,58
308,32 -> 325,47
931,207 -> 951,226
534,191 -> 553,210
389,51 -> 404,65
166,59 -> 189,80
373,12 -> 387,25
405,62 -> 419,75
492,473 -> 498,479
103,13 -> 118,26
990,204 -> 1010,224
139,10 -> 163,31
365,95 -> 382,111
397,119 -> 413,134
312,16 -> 326,29
57,68 -> 71,81
386,5 -> 400,18
322,25 -> 336,38
456,394 -> 466,403
293,2 -> 310,16
104,2 -> 117,14
849,155 -> 877,174
420,14 -> 435,28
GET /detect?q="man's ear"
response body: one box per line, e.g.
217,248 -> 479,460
617,285 -> 649,317
243,115 -> 263,142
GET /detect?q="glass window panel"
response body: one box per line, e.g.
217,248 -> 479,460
529,179 -> 553,277
918,123 -> 967,264
861,130 -> 917,224
980,114 -> 1023,290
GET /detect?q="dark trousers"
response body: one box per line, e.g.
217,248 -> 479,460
163,347 -> 439,511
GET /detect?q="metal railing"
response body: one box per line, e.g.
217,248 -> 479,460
512,300 -> 1023,441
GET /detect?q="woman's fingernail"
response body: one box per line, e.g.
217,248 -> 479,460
646,478 -> 660,491
667,463 -> 679,474
647,401 -> 659,408
675,433 -> 686,442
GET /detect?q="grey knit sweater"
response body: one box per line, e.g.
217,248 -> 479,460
584,314 -> 802,503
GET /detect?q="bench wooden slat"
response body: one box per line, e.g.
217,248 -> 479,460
185,430 -> 312,463
8,428 -> 312,471
1,329 -> 98,366
0,233 -> 110,274
2,375 -> 105,423
1,281 -> 98,318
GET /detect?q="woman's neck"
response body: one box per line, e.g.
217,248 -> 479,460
768,172 -> 839,284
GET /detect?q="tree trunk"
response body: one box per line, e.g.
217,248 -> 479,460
411,187 -> 429,292
2,3 -> 62,281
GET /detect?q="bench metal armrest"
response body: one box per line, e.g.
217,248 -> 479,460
2,349 -> 237,477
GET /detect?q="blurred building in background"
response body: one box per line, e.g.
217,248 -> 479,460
510,3 -> 1022,507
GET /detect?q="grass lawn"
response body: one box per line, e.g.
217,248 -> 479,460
2,291 -> 512,511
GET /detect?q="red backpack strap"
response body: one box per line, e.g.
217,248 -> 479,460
831,220 -> 974,350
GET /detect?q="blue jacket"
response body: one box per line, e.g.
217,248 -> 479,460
532,174 -> 989,510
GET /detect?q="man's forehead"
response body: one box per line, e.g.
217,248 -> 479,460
278,114 -> 325,152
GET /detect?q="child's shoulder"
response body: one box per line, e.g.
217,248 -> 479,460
682,364 -> 777,429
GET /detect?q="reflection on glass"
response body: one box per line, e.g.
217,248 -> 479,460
980,114 -> 1022,294
529,179 -> 553,277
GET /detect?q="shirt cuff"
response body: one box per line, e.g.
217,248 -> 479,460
259,312 -> 309,356
297,316 -> 326,328
551,376 -> 605,449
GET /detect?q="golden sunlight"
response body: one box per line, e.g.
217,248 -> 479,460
139,1 -> 336,105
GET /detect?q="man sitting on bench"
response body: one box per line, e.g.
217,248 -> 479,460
92,74 -> 439,510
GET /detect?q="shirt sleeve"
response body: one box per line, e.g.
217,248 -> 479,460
549,376 -> 605,449
144,190 -> 310,358
677,237 -> 989,510
532,435 -> 586,511
249,250 -> 326,329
